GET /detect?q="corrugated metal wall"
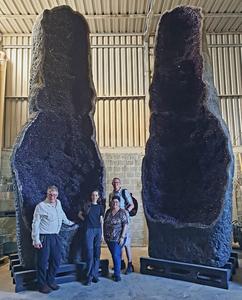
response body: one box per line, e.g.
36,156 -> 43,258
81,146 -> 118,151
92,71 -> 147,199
1,34 -> 147,148
149,33 -> 242,146
91,35 -> 146,147
1,33 -> 242,149
2,36 -> 31,148
207,34 -> 242,146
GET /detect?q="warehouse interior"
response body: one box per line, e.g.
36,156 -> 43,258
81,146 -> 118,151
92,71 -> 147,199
0,0 -> 242,299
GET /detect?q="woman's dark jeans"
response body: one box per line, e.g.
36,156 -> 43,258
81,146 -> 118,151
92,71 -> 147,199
85,228 -> 102,280
107,238 -> 126,279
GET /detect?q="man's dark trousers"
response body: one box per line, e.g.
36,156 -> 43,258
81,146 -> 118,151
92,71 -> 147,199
85,228 -> 102,280
37,234 -> 61,288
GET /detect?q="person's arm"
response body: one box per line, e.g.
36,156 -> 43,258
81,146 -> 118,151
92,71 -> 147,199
119,223 -> 128,245
118,210 -> 128,245
59,202 -> 75,226
100,215 -> 104,241
100,205 -> 104,241
62,211 -> 75,225
124,189 -> 134,212
32,205 -> 42,249
108,193 -> 113,207
78,210 -> 85,221
103,209 -> 110,243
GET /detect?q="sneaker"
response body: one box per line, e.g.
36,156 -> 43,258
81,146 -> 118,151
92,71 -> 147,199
48,283 -> 60,290
92,277 -> 100,283
39,285 -> 52,294
114,276 -> 121,282
125,262 -> 134,275
84,279 -> 92,286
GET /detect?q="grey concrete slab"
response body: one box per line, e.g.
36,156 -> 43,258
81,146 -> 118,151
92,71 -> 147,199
0,272 -> 242,300
1,248 -> 242,300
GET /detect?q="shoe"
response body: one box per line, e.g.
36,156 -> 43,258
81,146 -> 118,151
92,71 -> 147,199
125,262 -> 134,274
114,276 -> 121,282
92,277 -> 100,283
39,285 -> 52,294
84,279 -> 92,286
121,259 -> 126,270
48,283 -> 60,290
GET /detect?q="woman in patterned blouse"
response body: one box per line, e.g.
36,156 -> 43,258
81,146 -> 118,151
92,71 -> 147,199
104,196 -> 128,282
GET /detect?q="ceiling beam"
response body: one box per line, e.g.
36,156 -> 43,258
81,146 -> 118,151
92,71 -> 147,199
2,31 -> 241,39
0,13 -> 146,20
0,12 -> 241,20
203,13 -> 242,18
1,32 -> 143,37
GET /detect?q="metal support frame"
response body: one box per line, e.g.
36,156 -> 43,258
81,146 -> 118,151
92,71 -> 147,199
144,0 -> 157,43
0,12 -> 241,21
142,0 -> 157,141
4,95 -> 146,100
144,41 -> 150,142
2,43 -> 242,49
0,51 -> 7,170
2,44 -> 144,49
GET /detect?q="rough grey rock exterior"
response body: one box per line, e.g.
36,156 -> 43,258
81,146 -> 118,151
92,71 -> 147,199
11,6 -> 105,268
142,6 -> 234,267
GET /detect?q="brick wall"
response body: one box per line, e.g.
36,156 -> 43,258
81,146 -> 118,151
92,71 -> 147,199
101,148 -> 147,246
2,148 -> 242,243
0,149 -> 12,178
0,148 -> 148,246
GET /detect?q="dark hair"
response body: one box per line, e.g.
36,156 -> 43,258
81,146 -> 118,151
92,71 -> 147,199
91,190 -> 99,196
88,190 -> 100,203
112,195 -> 120,202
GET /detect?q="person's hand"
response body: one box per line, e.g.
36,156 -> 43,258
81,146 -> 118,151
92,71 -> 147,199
33,242 -> 42,249
78,211 -> 85,221
71,223 -> 80,230
118,237 -> 125,246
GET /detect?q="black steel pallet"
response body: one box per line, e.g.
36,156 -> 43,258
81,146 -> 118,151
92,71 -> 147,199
140,253 -> 239,290
9,253 -> 109,292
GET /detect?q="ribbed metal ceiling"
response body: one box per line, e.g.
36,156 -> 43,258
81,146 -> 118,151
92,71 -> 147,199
0,0 -> 241,34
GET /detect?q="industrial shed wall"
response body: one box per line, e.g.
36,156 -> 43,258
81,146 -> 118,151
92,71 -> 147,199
0,32 -> 241,245
1,33 -> 241,149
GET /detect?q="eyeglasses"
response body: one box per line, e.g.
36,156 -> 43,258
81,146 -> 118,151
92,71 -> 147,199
48,193 -> 58,197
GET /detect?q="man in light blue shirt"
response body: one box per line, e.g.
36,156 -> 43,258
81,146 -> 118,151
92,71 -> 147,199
32,185 -> 75,294
109,177 -> 134,274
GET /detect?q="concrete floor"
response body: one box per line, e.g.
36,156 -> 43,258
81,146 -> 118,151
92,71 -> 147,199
1,247 -> 242,300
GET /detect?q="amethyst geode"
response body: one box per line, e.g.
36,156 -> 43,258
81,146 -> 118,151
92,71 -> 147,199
11,6 -> 105,268
142,6 -> 234,267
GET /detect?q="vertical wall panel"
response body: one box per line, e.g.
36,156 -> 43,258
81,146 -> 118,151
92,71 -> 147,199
4,99 -> 11,148
207,34 -> 242,146
110,99 -> 116,147
116,99 -> 122,147
91,35 -> 145,147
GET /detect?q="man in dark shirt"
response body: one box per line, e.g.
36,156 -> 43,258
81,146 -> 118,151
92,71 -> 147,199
78,191 -> 104,285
